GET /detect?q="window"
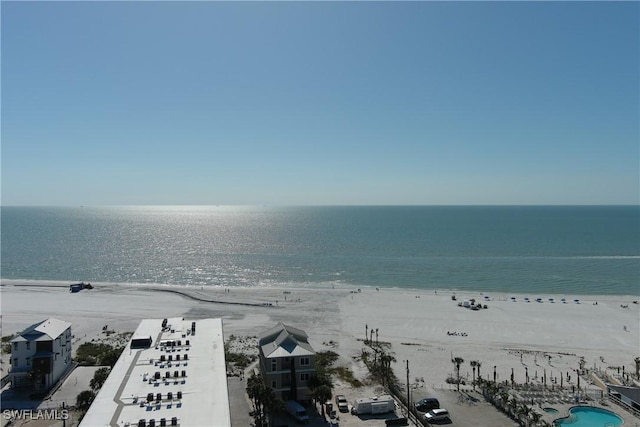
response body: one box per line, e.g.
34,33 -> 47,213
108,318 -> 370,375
26,342 -> 30,351
12,358 -> 17,366
26,358 -> 31,366
13,342 -> 18,351
272,381 -> 277,389
300,373 -> 310,381
300,357 -> 310,366
271,360 -> 277,372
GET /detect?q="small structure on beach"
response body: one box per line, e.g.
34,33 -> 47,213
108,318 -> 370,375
69,282 -> 93,293
258,322 -> 316,402
8,318 -> 72,391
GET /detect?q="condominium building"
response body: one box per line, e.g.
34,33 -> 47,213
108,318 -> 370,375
80,317 -> 230,427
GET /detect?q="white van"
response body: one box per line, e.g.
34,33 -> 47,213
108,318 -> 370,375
286,400 -> 309,423
424,408 -> 449,422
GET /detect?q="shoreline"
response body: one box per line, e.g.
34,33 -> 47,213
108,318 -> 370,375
2,278 -> 638,300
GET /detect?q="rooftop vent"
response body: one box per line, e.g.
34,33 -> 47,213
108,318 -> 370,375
138,419 -> 146,427
177,391 -> 182,400
171,417 -> 177,426
160,419 -> 166,427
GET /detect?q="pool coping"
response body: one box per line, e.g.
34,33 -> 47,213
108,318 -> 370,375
552,404 -> 626,426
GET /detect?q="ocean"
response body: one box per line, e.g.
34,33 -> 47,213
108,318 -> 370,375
1,206 -> 638,295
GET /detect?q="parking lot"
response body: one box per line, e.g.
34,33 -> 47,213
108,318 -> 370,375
411,387 -> 518,427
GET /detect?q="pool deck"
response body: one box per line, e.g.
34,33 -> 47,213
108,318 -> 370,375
540,401 -> 636,426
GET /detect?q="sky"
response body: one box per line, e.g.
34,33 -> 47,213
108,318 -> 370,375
2,1 -> 638,206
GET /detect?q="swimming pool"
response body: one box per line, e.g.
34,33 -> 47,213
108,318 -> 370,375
554,406 -> 623,427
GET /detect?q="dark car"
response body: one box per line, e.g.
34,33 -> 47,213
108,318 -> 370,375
414,397 -> 440,412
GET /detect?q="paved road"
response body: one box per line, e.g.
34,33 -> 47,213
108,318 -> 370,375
228,376 -> 253,427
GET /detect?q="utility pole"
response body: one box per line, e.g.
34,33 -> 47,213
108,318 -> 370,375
406,360 -> 410,415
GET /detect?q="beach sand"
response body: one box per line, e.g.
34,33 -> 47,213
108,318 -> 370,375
2,280 -> 638,387
1,280 -> 638,424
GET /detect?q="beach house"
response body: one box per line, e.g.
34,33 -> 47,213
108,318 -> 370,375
8,318 -> 72,390
258,322 -> 316,402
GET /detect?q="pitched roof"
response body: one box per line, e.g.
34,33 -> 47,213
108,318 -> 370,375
259,322 -> 314,358
11,318 -> 71,342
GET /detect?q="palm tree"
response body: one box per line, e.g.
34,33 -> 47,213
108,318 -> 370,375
498,389 -> 510,413
365,324 -> 368,344
375,328 -> 379,345
507,397 -> 518,419
530,410 -> 542,426
452,356 -> 464,391
247,373 -> 277,427
470,360 -> 478,391
476,361 -> 482,380
635,356 -> 640,379
518,403 -> 531,426
313,385 -> 332,420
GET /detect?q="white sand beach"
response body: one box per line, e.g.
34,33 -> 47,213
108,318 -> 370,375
2,279 -> 638,396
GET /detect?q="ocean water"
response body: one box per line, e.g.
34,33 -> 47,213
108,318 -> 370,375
1,206 -> 638,295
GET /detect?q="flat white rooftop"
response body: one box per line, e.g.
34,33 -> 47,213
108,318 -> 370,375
80,317 -> 230,427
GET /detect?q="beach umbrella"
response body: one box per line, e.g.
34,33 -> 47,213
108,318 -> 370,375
561,298 -> 567,303
524,297 -> 530,302
483,295 -> 490,301
510,296 -> 516,302
574,299 -> 580,304
536,297 -> 542,303
549,298 -> 555,303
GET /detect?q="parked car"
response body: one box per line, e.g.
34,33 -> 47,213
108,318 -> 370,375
424,408 -> 449,422
414,397 -> 439,412
335,395 -> 349,412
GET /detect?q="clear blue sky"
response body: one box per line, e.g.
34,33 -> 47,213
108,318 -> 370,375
2,1 -> 638,206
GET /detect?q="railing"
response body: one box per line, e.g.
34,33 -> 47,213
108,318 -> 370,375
607,394 -> 640,419
1,375 -> 11,388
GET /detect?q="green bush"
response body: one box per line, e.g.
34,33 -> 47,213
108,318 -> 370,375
76,390 -> 95,412
75,342 -> 123,366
